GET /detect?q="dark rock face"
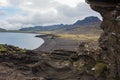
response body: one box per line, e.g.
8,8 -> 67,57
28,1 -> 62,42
0,43 -> 99,80
87,0 -> 120,3
87,1 -> 120,80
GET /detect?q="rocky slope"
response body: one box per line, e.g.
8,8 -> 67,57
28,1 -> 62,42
0,28 -> 6,31
0,43 -> 100,80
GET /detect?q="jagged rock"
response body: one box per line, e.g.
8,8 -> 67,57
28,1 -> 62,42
73,55 -> 96,74
0,44 -> 100,80
77,42 -> 101,61
87,1 -> 120,80
50,50 -> 77,60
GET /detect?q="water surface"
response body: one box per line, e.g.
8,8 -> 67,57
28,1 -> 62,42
0,32 -> 44,50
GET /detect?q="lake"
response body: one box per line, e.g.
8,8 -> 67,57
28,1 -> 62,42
0,32 -> 44,50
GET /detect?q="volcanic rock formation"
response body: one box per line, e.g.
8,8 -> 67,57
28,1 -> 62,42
87,0 -> 120,80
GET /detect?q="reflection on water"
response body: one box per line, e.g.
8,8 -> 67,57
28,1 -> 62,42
0,32 -> 44,50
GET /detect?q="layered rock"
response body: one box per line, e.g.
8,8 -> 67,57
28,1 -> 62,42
87,0 -> 120,80
0,44 -> 99,80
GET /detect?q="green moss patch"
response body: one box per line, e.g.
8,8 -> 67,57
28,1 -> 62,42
0,44 -> 27,54
95,62 -> 107,77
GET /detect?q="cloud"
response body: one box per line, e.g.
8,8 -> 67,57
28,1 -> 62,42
0,0 -> 101,30
0,11 -> 6,16
0,0 -> 9,7
56,3 -> 100,21
54,0 -> 85,7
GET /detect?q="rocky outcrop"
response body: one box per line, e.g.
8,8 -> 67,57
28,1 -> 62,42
87,0 -> 120,80
0,43 -> 99,80
0,1 -> 120,80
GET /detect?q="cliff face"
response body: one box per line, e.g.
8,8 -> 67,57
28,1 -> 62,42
87,1 -> 120,80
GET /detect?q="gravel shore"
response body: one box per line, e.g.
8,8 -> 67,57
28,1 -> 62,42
35,34 -> 82,52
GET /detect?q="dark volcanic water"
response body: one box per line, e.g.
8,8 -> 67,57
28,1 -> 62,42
0,32 -> 44,50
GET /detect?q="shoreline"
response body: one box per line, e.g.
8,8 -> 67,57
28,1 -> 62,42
0,31 -> 98,52
34,34 -> 91,52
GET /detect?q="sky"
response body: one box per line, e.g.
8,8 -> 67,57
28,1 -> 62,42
0,0 -> 101,30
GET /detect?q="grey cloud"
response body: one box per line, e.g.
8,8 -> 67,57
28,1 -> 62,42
56,3 -> 100,19
0,0 -> 101,30
7,0 -> 57,9
7,0 -> 25,6
0,11 -> 6,16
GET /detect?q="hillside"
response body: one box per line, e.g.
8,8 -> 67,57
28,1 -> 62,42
19,16 -> 101,32
56,22 -> 101,34
0,28 -> 6,31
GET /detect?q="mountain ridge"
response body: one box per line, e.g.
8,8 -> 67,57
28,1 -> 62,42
0,28 -> 6,31
19,16 -> 101,31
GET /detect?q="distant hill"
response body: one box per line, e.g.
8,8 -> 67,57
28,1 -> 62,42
20,24 -> 65,31
0,28 -> 6,31
73,16 -> 101,26
57,22 -> 101,34
19,16 -> 101,31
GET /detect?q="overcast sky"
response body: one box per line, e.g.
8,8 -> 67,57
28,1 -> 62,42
0,0 -> 101,30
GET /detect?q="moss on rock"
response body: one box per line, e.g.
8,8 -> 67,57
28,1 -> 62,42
0,44 -> 27,54
94,62 -> 107,77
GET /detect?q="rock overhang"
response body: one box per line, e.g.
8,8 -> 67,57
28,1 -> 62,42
86,0 -> 120,80
86,0 -> 119,7
86,0 -> 119,3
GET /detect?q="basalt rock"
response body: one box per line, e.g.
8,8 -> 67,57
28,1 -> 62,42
0,44 -> 98,80
87,0 -> 120,80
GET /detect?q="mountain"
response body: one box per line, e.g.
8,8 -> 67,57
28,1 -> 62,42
0,28 -> 6,31
20,24 -> 65,31
19,16 -> 101,31
73,16 -> 101,26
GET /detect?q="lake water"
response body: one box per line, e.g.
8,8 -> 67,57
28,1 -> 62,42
0,32 -> 44,50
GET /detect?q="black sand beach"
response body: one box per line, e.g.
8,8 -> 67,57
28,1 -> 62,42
35,34 -> 98,52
